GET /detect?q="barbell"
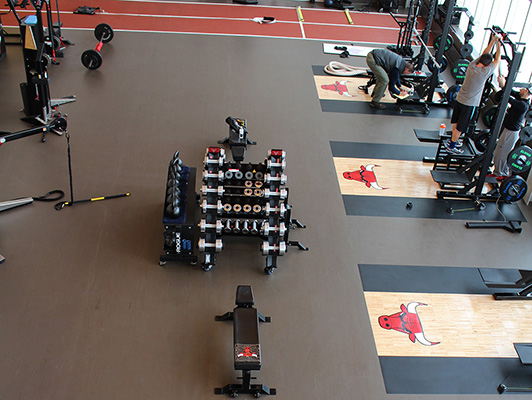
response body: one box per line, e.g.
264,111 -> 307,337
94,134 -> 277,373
81,23 -> 114,70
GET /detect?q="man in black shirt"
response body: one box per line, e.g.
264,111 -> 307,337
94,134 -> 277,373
490,75 -> 531,180
366,48 -> 414,109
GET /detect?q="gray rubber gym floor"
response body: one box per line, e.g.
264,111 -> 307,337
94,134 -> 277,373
1,13 -> 532,400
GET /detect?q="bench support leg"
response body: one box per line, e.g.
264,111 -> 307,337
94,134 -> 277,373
215,370 -> 277,397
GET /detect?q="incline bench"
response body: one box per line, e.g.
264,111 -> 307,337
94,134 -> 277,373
215,285 -> 276,397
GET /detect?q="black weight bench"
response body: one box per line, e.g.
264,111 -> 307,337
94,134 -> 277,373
215,285 -> 276,397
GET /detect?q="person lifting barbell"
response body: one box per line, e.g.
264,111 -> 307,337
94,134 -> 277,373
444,32 -> 502,155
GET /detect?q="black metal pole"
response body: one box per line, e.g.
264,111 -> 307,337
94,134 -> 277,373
474,46 -> 523,196
427,0 -> 455,103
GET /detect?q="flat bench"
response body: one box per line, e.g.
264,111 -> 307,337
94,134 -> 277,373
215,285 -> 276,397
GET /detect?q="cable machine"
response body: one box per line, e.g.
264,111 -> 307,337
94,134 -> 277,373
5,0 -> 75,125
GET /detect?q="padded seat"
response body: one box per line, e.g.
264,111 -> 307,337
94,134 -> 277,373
234,307 -> 261,370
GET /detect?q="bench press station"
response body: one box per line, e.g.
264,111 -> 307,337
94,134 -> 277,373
215,285 -> 276,397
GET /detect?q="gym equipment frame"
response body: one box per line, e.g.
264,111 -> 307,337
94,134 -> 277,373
159,151 -> 198,266
435,27 -> 526,205
198,118 -> 307,275
6,0 -> 75,125
215,285 -> 276,397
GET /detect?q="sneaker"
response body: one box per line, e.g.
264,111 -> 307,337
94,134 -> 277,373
455,139 -> 463,148
370,101 -> 385,110
444,140 -> 464,154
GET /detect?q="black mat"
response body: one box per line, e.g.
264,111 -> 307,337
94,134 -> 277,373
359,264 -> 517,294
359,264 -> 532,394
343,195 -> 526,221
331,141 -> 432,161
380,356 -> 530,394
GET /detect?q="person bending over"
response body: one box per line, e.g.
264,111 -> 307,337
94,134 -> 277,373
488,76 -> 531,180
445,34 -> 502,154
366,48 -> 414,110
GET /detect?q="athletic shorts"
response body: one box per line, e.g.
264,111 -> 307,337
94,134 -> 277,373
450,102 -> 475,133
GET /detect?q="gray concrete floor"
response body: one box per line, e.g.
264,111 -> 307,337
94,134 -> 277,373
1,25 -> 531,400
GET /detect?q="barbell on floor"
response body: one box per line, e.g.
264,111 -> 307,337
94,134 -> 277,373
81,23 -> 114,70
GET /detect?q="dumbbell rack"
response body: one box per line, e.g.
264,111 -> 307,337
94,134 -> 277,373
159,151 -> 198,266
199,147 -> 307,274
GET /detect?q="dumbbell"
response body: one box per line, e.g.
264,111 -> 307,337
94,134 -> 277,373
81,23 -> 114,70
261,241 -> 287,256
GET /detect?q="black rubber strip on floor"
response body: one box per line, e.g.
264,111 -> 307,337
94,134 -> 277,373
331,141 -> 433,161
342,195 -> 526,221
320,98 -> 453,118
379,356 -> 527,394
358,264 -> 494,294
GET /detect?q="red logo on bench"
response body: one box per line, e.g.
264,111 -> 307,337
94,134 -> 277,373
237,346 -> 258,358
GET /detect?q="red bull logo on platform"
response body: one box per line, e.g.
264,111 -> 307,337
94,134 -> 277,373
379,302 -> 440,346
321,80 -> 353,97
343,164 -> 387,190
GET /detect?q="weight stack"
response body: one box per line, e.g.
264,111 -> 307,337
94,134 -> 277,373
159,151 -> 198,266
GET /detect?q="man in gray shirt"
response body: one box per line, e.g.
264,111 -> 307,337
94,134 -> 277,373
366,48 -> 414,109
445,34 -> 502,154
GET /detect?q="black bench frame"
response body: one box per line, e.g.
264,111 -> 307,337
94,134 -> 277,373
215,285 -> 276,397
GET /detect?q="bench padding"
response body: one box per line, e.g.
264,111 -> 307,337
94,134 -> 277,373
233,307 -> 261,370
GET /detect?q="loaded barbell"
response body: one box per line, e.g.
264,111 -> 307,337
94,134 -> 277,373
433,34 -> 454,52
451,59 -> 470,82
482,105 -> 498,128
81,23 -> 114,70
446,84 -> 461,105
497,146 -> 532,203
427,55 -> 448,73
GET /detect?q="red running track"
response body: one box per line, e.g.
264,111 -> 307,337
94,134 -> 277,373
0,0 -> 425,44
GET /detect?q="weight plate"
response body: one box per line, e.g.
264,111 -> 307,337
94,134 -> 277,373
499,175 -> 528,202
519,126 -> 532,143
472,130 -> 490,153
94,23 -> 114,43
451,59 -> 470,81
459,43 -> 473,58
81,49 -> 103,70
493,90 -> 503,104
464,29 -> 474,42
482,105 -> 498,128
525,110 -> 532,124
446,84 -> 461,105
52,116 -> 67,132
41,53 -> 52,69
507,145 -> 532,173
427,55 -> 448,73
433,34 -> 454,52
